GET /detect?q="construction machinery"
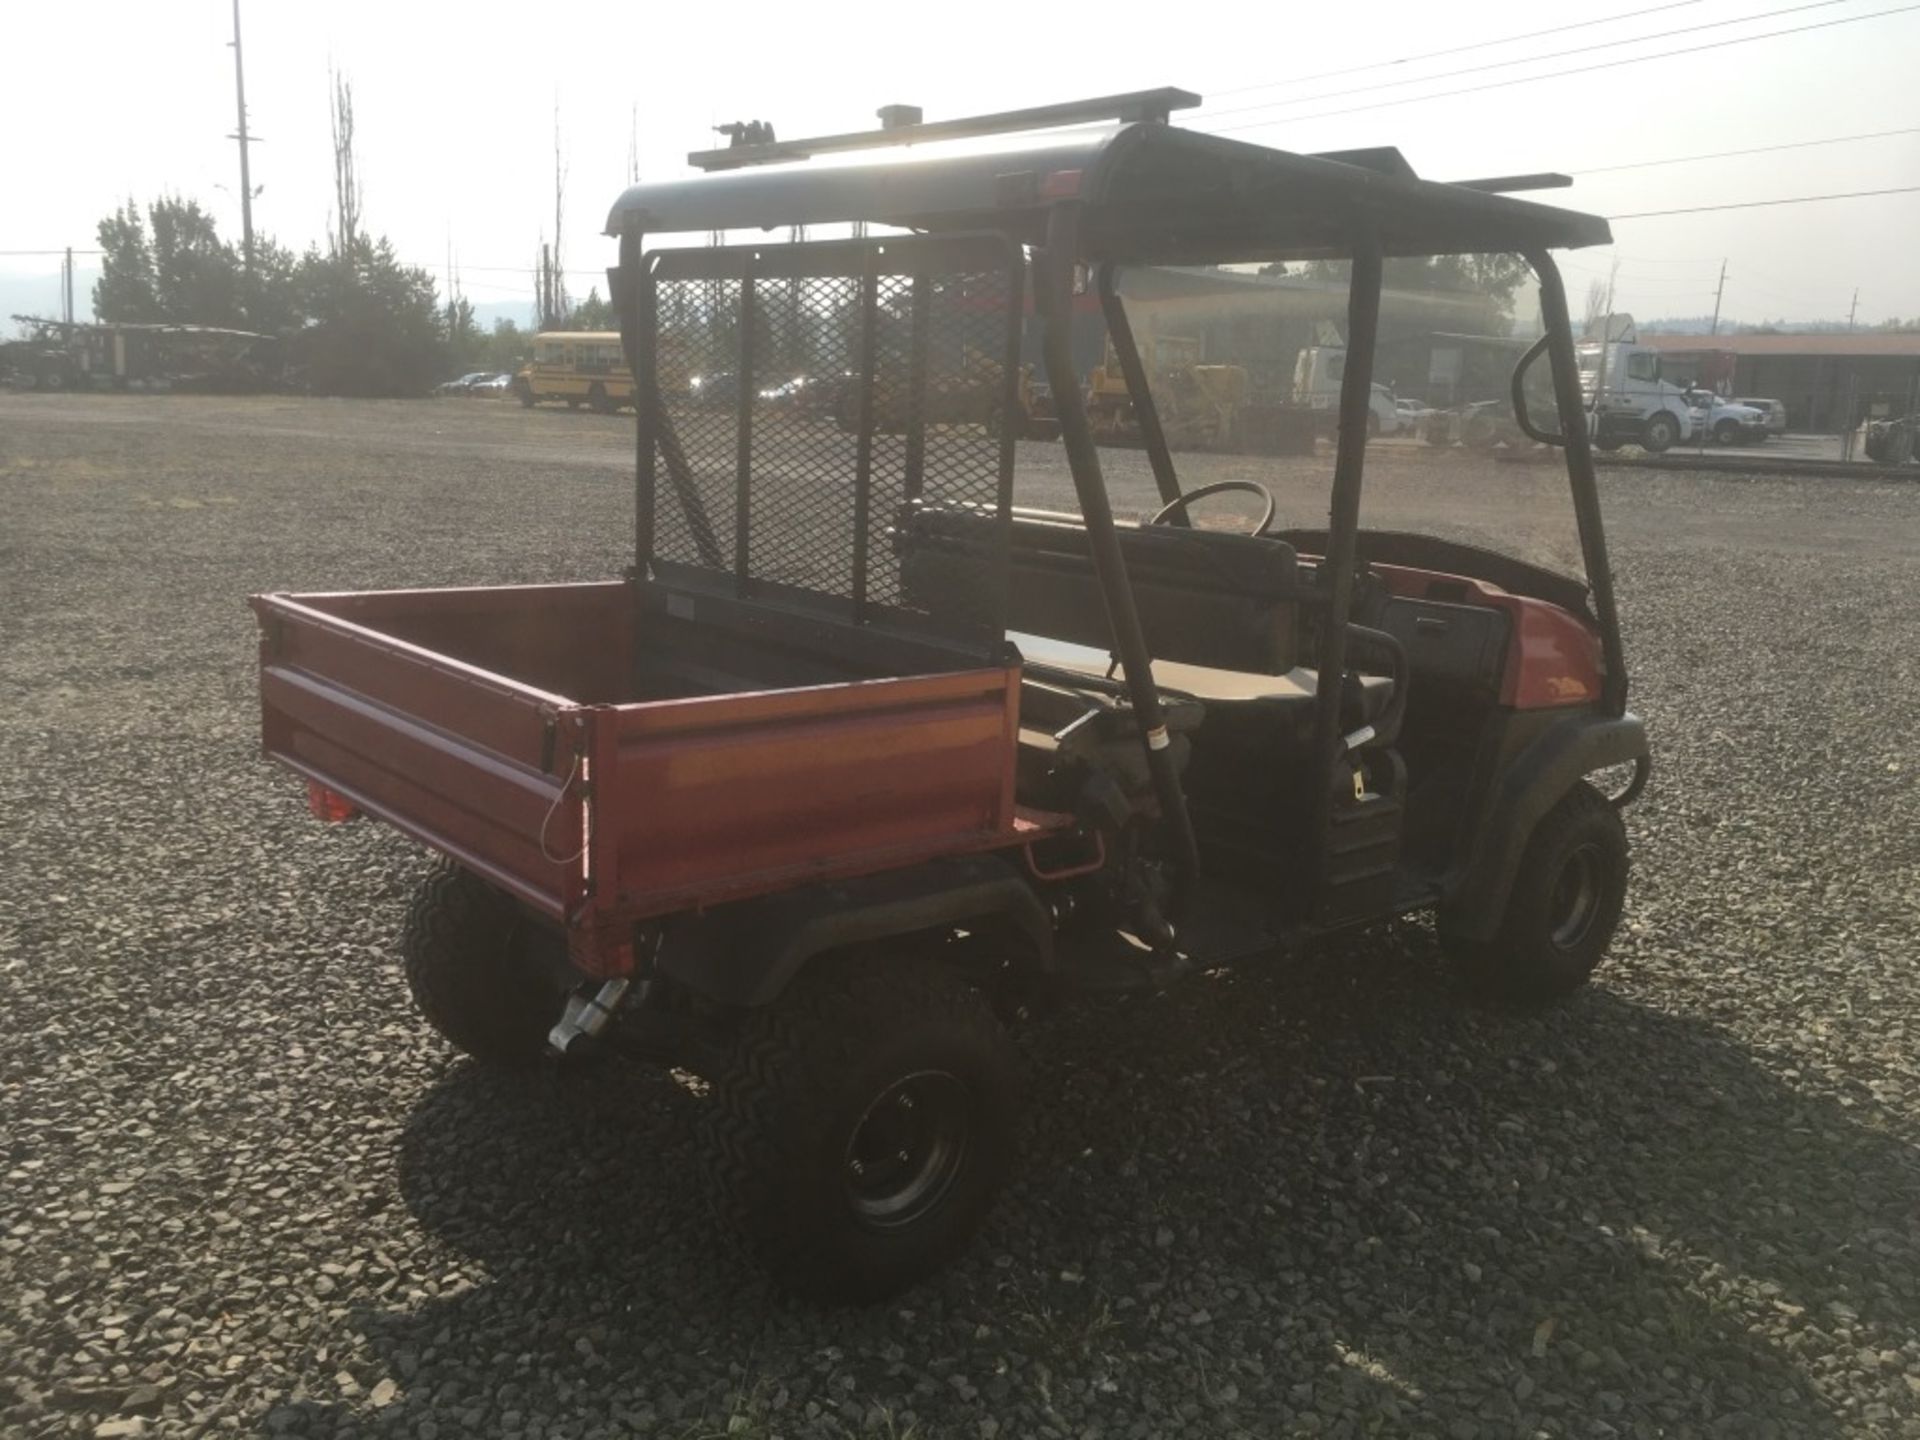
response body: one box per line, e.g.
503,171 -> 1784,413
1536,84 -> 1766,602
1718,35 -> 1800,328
1087,334 -> 1247,451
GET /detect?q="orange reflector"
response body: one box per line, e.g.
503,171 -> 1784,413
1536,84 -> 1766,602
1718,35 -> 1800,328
1040,168 -> 1083,199
306,781 -> 361,824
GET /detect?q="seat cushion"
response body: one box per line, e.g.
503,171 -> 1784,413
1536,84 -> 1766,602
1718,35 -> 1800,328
1012,631 -> 1391,733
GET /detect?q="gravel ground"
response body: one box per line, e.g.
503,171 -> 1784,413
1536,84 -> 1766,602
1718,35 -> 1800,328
3,392 -> 1918,1440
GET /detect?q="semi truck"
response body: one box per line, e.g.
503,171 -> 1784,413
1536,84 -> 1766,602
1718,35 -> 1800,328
1575,339 -> 1694,453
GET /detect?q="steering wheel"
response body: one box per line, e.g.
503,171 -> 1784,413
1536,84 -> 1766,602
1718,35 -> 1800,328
1146,480 -> 1277,536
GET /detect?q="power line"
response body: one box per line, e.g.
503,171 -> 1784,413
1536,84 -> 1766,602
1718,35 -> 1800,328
1194,0 -> 1855,123
1199,3 -> 1920,133
1611,185 -> 1920,218
1571,124 -> 1920,174
1204,0 -> 1704,99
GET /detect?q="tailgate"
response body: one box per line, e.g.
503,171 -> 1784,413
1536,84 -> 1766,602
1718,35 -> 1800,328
249,593 -> 585,920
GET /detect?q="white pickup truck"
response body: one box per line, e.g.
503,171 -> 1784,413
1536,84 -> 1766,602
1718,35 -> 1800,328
1576,341 -> 1694,453
1683,387 -> 1771,446
1294,346 -> 1402,435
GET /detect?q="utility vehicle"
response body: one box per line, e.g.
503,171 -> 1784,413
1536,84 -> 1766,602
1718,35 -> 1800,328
250,89 -> 1650,1302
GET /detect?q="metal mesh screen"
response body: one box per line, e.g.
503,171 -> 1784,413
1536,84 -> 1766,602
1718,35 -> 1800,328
642,236 -> 1021,648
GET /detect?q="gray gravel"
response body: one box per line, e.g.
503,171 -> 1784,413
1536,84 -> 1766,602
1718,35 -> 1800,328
3,391 -> 1918,1439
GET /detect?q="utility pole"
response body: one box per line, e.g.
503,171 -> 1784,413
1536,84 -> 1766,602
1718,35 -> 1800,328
228,0 -> 257,272
1847,288 -> 1859,331
62,247 -> 74,326
1709,258 -> 1727,337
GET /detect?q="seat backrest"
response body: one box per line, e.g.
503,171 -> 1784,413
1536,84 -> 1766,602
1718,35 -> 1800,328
898,507 -> 1303,672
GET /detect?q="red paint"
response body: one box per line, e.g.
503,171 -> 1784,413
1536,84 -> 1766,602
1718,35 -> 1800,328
250,582 -> 1065,980
306,780 -> 360,823
1369,563 -> 1604,710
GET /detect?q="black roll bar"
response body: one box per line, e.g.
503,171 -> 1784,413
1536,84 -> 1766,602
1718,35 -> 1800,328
1307,239 -> 1385,779
1039,205 -> 1202,900
1094,263 -> 1185,519
1526,249 -> 1629,716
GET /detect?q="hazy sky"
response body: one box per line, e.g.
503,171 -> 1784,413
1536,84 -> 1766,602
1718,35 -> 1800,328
5,0 -> 1917,327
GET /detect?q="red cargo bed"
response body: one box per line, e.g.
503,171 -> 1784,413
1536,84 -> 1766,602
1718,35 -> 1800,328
250,580 -> 1031,975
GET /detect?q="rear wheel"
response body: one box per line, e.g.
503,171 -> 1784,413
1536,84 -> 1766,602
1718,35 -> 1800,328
1441,782 -> 1628,1004
401,860 -> 564,1064
700,955 -> 1020,1303
1641,411 -> 1680,453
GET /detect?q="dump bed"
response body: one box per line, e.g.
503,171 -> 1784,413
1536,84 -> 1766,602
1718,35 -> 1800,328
250,580 -> 1028,975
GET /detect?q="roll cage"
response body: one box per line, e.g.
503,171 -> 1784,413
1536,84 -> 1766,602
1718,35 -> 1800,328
604,88 -> 1625,908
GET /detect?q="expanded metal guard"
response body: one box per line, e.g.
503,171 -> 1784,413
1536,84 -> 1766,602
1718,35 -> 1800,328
636,235 -> 1023,651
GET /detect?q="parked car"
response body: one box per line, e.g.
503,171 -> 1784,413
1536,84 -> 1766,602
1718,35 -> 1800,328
1684,388 -> 1769,445
688,371 -> 740,406
435,371 -> 494,396
1735,397 -> 1788,434
1394,397 -> 1431,424
469,373 -> 514,400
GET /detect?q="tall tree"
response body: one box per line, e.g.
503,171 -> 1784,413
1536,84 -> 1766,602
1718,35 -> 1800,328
148,197 -> 243,325
329,67 -> 363,262
93,202 -> 159,322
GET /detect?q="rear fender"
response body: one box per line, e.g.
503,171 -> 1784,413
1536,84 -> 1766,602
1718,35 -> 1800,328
1444,712 -> 1649,941
652,854 -> 1051,1007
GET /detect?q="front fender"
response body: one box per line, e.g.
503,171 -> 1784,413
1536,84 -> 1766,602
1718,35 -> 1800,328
652,853 -> 1051,1007
1443,711 -> 1649,941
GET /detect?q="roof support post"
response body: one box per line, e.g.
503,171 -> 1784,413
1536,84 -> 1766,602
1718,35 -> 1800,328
1095,262 -> 1184,519
1309,237 -> 1383,780
1038,206 -> 1202,903
1528,248 -> 1628,715
617,229 -> 655,579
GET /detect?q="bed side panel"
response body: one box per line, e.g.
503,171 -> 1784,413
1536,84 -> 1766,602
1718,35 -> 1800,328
594,667 -> 1022,915
251,593 -> 585,918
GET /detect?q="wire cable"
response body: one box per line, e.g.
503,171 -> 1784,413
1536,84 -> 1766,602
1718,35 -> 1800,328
1200,3 -> 1920,133
1203,0 -> 1705,98
1572,125 -> 1920,174
1611,186 -> 1920,218
1194,0 -> 1854,122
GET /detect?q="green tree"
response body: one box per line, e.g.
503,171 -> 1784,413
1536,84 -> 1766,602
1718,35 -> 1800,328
238,235 -> 304,335
93,202 -> 160,322
567,286 -> 614,331
292,236 -> 446,396
148,197 -> 243,325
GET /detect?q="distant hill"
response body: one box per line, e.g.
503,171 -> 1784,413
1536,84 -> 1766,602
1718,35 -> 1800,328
2,268 -> 98,328
473,299 -> 534,331
1641,314 -> 1855,335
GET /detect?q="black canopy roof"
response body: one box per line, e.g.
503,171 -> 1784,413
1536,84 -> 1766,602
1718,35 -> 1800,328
605,120 -> 1611,263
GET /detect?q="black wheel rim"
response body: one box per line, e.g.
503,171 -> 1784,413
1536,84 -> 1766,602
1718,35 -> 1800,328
1549,843 -> 1605,950
844,1071 -> 970,1230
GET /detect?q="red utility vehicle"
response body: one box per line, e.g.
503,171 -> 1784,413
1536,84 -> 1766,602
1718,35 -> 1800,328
252,89 -> 1649,1301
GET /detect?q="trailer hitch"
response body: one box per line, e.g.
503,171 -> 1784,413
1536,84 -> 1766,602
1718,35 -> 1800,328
548,978 -> 632,1056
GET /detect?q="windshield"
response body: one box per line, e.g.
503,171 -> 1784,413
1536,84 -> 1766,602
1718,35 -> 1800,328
1010,256 -> 1588,582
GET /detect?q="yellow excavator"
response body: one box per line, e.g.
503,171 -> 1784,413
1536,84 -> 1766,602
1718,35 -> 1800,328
1085,334 -> 1248,452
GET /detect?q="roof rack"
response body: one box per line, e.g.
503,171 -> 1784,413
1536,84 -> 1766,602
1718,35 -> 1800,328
686,87 -> 1202,173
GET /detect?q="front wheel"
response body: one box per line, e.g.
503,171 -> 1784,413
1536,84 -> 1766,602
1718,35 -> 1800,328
1440,782 -> 1628,1004
1641,412 -> 1680,453
700,955 -> 1020,1303
1714,420 -> 1742,445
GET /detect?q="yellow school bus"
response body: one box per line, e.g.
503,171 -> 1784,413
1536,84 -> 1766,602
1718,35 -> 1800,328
512,331 -> 637,411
